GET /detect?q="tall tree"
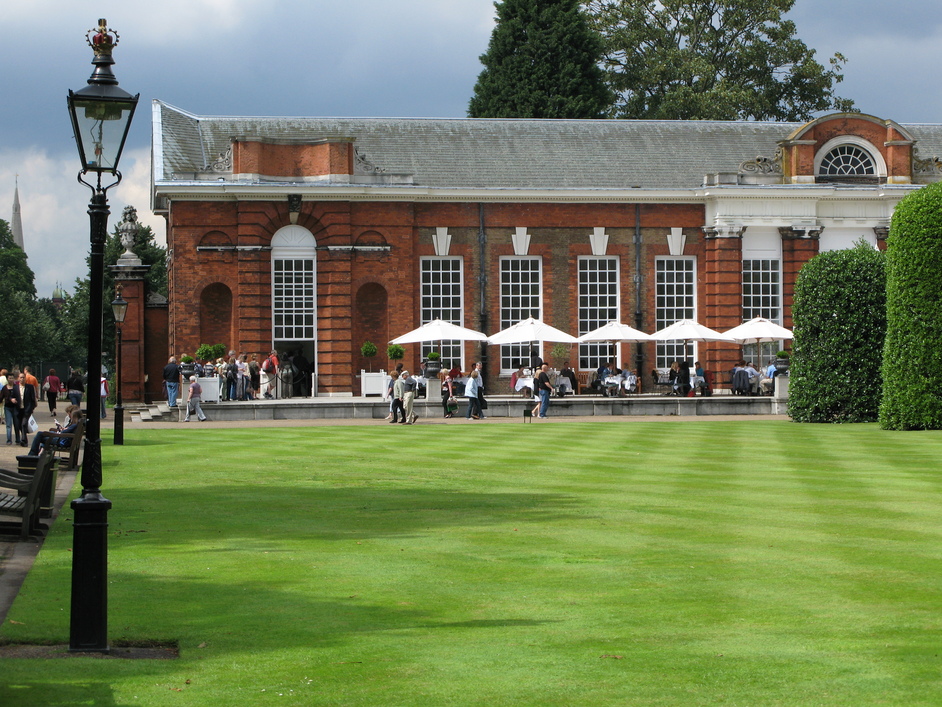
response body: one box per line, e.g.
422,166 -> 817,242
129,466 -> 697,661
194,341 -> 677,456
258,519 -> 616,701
587,0 -> 855,121
469,0 -> 611,119
0,217 -> 35,298
0,219 -> 75,368
59,206 -> 167,373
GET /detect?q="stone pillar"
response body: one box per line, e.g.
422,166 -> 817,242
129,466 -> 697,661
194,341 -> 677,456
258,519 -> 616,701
111,265 -> 151,403
779,226 -> 822,330
110,207 -> 151,404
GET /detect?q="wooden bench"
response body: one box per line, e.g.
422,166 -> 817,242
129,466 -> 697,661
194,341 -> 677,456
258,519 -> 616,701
0,449 -> 54,540
48,417 -> 85,471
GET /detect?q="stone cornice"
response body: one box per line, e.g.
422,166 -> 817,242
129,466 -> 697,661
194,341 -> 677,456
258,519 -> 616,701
152,182 -> 921,206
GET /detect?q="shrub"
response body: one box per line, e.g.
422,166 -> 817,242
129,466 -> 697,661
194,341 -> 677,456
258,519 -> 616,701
880,181 -> 942,429
788,240 -> 886,423
387,344 -> 405,361
426,351 -> 441,361
360,341 -> 378,359
196,343 -> 227,361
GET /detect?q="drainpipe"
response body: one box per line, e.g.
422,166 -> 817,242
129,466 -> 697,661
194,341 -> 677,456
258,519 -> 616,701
634,204 -> 645,376
478,203 -> 488,372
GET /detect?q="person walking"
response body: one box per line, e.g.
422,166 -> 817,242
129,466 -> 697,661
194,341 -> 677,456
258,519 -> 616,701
163,356 -> 182,407
19,371 -> 37,447
474,362 -> 487,418
465,369 -> 482,420
43,368 -> 62,418
401,370 -> 417,424
441,374 -> 456,418
1,376 -> 22,445
391,371 -> 406,424
536,364 -> 555,419
262,350 -> 279,399
184,375 -> 208,422
66,368 -> 85,409
100,374 -> 109,419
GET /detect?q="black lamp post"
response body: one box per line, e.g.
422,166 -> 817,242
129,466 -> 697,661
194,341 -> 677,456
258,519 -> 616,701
111,286 -> 128,446
67,18 -> 138,653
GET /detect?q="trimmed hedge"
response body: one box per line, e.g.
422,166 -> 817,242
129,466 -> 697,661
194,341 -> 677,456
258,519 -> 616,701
880,181 -> 942,430
788,240 -> 886,423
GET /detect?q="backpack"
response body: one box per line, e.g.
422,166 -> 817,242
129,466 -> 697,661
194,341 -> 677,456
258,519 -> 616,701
262,357 -> 273,373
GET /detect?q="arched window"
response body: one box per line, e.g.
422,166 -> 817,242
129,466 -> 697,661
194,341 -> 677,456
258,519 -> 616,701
815,137 -> 885,184
819,144 -> 876,176
271,225 -> 317,343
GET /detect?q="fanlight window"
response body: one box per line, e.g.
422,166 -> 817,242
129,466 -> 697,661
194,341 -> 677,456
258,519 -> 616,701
819,144 -> 876,176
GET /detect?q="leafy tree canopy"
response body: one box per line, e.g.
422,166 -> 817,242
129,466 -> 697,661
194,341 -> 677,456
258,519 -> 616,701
59,206 -> 167,373
0,218 -> 35,298
587,0 -> 855,121
469,0 -> 611,119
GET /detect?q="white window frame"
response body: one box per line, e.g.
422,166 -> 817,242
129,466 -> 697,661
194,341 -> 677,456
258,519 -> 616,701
271,226 -> 317,343
814,136 -> 887,178
577,255 -> 620,371
655,256 -> 696,368
499,256 -> 542,373
420,256 -> 465,370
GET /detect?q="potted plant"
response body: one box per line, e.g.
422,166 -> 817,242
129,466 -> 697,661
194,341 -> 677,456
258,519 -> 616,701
775,349 -> 790,374
549,343 -> 569,368
387,344 -> 405,367
424,351 -> 442,379
360,341 -> 378,371
180,354 -> 196,379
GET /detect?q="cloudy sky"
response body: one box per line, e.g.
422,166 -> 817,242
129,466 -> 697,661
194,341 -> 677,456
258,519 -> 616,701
3,0 -> 941,298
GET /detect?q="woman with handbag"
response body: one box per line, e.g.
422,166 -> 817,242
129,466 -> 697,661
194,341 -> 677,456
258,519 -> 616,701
43,368 -> 62,418
18,372 -> 37,448
441,374 -> 456,418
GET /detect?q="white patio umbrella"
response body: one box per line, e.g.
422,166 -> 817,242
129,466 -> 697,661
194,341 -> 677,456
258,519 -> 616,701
487,317 -> 579,345
389,318 -> 488,345
577,321 -> 652,343
649,319 -> 734,362
723,317 -> 793,344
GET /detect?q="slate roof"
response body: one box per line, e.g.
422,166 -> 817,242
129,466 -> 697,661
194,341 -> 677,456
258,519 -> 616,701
153,101 -> 942,192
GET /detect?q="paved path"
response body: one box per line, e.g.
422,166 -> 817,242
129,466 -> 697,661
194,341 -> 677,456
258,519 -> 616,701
0,413 -> 786,626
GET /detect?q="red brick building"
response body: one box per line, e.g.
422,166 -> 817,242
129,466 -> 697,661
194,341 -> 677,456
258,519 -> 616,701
150,104 -> 942,394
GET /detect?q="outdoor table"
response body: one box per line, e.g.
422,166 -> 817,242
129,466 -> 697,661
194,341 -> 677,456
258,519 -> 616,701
514,377 -> 534,392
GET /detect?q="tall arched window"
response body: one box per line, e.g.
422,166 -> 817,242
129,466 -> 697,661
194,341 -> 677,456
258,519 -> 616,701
271,225 -> 317,343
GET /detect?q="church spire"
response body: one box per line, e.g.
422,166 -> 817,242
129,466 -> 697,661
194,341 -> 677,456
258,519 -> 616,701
11,177 -> 24,250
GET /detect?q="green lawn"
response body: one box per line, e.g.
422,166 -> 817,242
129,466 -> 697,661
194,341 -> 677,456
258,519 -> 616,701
2,420 -> 941,706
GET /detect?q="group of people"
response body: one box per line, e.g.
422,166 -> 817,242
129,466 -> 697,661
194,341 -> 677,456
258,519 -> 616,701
731,359 -> 777,395
162,350 -> 291,411
383,360 -> 562,423
1,366 -> 97,448
593,361 -> 639,397
383,360 -> 561,423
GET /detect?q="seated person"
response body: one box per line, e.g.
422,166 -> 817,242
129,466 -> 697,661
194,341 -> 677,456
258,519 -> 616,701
620,370 -> 638,395
744,361 -> 761,394
602,367 -> 621,397
759,359 -> 777,394
27,407 -> 81,456
557,362 -> 577,396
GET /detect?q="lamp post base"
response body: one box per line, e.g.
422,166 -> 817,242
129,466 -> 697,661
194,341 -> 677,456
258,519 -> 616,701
113,403 -> 124,445
69,490 -> 112,653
